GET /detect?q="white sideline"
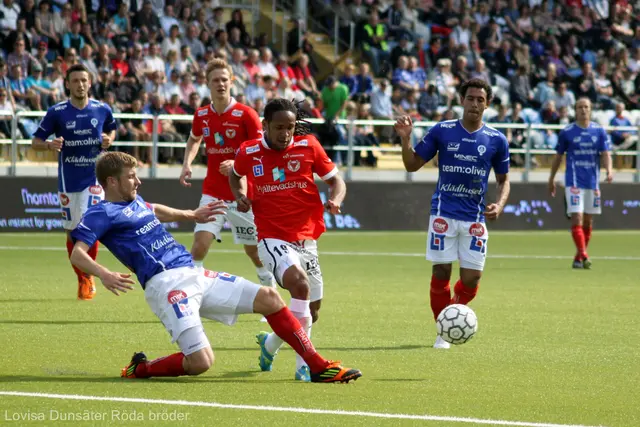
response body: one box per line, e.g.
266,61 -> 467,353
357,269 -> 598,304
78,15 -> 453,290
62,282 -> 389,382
0,246 -> 638,261
0,391 -> 608,427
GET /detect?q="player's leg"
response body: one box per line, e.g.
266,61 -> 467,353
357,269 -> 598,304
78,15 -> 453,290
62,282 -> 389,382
565,187 -> 588,268
256,239 -> 312,374
227,206 -> 275,287
426,216 -> 458,349
122,268 -> 214,378
453,221 -> 487,334
581,189 -> 601,269
198,269 -> 361,383
191,195 -> 224,268
62,187 -> 102,300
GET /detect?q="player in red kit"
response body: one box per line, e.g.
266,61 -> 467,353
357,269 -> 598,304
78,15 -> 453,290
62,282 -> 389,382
180,59 -> 275,288
230,98 -> 349,382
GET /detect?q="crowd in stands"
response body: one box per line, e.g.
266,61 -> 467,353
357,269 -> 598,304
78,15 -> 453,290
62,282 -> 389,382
314,0 -> 640,166
0,0 -> 637,168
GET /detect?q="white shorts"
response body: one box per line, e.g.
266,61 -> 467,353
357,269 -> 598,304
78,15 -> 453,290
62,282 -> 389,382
193,194 -> 258,245
426,216 -> 489,271
144,266 -> 261,356
60,185 -> 104,230
565,187 -> 602,215
258,238 -> 323,302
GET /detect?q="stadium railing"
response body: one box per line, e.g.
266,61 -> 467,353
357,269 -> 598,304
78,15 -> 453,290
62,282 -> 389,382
2,111 -> 639,183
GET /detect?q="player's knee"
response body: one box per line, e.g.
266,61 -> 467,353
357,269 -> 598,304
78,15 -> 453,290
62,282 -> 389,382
191,239 -> 210,260
256,286 -> 285,315
571,213 -> 583,226
184,348 -> 214,375
282,267 -> 310,299
432,264 -> 452,280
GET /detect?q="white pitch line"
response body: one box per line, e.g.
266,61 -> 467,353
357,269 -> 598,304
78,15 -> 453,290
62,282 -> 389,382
0,246 -> 638,261
0,391 -> 607,427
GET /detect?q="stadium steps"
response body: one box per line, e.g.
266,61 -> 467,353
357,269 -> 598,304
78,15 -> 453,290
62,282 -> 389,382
256,1 -> 355,81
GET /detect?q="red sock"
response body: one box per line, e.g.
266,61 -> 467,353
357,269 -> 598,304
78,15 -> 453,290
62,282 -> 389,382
582,226 -> 592,249
452,280 -> 479,305
66,238 -> 86,281
571,225 -> 587,260
136,352 -> 186,378
430,276 -> 451,320
87,242 -> 99,261
266,307 -> 328,373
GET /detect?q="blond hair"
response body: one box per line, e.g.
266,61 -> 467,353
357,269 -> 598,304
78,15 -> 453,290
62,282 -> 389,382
205,58 -> 234,82
96,152 -> 138,187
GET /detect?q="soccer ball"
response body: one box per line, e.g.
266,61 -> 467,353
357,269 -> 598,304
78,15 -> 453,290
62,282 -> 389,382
436,304 -> 478,345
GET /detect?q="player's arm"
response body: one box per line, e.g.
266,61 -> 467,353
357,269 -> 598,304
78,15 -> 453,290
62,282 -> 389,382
486,136 -> 511,220
230,151 -> 252,213
151,200 -> 227,223
31,109 -> 62,151
180,113 -> 204,186
548,130 -> 567,197
601,129 -> 613,183
324,174 -> 347,214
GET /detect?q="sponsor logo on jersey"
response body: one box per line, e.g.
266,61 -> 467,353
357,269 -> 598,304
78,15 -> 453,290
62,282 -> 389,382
60,194 -> 70,206
91,118 -> 98,128
257,181 -> 309,194
207,146 -> 234,155
287,160 -> 300,172
441,164 -> 486,176
66,121 -> 76,129
482,129 -> 500,137
89,185 -> 102,195
223,121 -> 240,127
204,269 -> 218,278
477,145 -> 487,156
447,142 -> 460,151
440,121 -> 456,129
461,138 -> 476,143
272,166 -> 286,182
136,218 -> 161,235
246,144 -> 260,154
73,129 -> 93,135
197,109 -> 208,116
573,137 -> 581,142
570,187 -> 581,194
64,155 -> 98,164
439,182 -> 484,195
454,153 -> 478,162
122,207 -> 134,217
203,127 -> 210,137
293,139 -> 308,147
150,234 -> 175,251
469,223 -> 485,237
232,109 -> 243,117
214,132 -> 223,145
54,104 -> 68,111
594,189 -> 600,196
77,114 -> 88,118
432,217 -> 448,233
591,136 -> 597,142
225,128 -> 236,139
64,137 -> 101,147
253,164 -> 264,177
167,290 -> 188,304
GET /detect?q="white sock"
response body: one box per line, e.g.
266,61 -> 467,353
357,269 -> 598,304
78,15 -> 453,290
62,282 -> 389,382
264,298 -> 311,356
193,260 -> 204,268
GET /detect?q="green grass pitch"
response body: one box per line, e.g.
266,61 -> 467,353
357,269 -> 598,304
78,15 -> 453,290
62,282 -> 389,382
0,231 -> 638,427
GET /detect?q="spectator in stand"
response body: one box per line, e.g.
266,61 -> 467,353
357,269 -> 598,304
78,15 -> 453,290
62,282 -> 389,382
25,62 -> 57,109
553,81 -> 576,111
418,83 -> 440,119
10,64 -> 38,110
294,54 -> 319,98
321,75 -> 349,120
162,25 -> 182,57
360,12 -> 390,76
226,9 -> 249,46
244,49 -> 261,83
392,56 -> 418,92
355,63 -> 374,102
593,61 -> 615,109
340,64 -> 358,98
390,33 -> 413,69
610,102 -> 637,151
7,38 -> 35,79
258,47 -> 279,80
471,58 -> 490,84
574,61 -> 597,103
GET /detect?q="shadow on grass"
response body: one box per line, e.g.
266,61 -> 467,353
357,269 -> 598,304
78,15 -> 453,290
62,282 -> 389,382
0,374 -> 291,384
0,320 -> 158,325
212,344 -> 427,352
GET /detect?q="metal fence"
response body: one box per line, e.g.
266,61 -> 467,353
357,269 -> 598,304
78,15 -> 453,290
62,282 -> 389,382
2,111 -> 639,182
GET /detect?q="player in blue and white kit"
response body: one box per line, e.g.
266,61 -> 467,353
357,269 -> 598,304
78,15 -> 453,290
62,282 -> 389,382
548,97 -> 613,269
31,64 -> 117,300
68,151 -> 361,383
395,78 -> 511,349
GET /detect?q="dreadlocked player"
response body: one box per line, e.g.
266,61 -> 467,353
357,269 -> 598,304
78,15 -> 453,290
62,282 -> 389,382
230,98 -> 348,382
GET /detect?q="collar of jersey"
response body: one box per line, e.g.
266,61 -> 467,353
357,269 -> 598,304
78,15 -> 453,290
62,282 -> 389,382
209,97 -> 237,115
261,136 -> 293,150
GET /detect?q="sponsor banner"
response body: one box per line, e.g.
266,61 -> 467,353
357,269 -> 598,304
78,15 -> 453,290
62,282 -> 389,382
0,178 -> 638,232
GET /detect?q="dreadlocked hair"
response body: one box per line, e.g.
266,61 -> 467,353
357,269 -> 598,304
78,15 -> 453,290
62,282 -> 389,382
263,98 -> 312,136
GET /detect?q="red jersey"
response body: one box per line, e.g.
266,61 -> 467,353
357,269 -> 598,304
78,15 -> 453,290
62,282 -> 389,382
191,98 -> 262,200
233,134 -> 338,242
